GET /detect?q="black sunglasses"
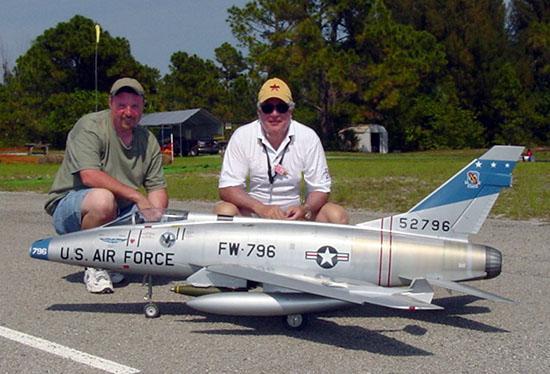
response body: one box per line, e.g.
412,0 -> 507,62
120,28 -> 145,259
260,102 -> 290,114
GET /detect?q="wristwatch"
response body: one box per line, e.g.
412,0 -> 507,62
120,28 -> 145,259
303,204 -> 313,221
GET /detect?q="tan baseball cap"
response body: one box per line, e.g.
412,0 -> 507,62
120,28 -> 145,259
110,77 -> 145,97
258,78 -> 293,104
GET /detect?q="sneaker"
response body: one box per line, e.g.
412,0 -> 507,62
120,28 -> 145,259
84,268 -> 113,293
109,272 -> 125,284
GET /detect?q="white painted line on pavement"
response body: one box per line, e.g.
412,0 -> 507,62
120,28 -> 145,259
0,325 -> 140,374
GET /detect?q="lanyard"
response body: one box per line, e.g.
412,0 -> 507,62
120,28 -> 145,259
261,140 -> 291,185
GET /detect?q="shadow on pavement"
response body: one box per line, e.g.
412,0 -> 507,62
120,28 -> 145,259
46,293 -> 508,355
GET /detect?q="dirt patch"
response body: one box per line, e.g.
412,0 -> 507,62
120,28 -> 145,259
0,150 -> 63,164
0,147 -> 28,153
0,154 -> 41,164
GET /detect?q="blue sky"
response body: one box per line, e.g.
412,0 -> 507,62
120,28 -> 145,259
0,0 -> 248,76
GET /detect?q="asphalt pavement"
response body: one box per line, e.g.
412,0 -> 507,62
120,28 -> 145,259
1,191 -> 548,373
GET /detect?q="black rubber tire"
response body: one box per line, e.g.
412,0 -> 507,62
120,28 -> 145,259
144,302 -> 160,318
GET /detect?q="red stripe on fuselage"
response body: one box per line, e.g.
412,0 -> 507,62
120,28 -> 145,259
378,218 -> 384,285
387,216 -> 393,286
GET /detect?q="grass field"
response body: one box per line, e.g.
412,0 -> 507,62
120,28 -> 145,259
1,149 -> 548,220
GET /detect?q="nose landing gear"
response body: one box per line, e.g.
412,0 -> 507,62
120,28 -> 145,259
143,274 -> 160,318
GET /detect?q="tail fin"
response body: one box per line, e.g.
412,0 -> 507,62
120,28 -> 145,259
358,146 -> 524,240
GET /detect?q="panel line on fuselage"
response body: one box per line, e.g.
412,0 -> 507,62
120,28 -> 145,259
125,230 -> 131,246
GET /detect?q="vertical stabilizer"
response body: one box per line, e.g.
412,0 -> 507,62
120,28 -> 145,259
358,146 -> 524,240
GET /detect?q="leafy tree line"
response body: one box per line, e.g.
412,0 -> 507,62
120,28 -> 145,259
0,1 -> 547,151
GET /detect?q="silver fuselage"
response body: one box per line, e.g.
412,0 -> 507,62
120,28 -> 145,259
32,213 -> 491,287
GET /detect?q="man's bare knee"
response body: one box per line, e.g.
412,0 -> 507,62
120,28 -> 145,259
316,203 -> 349,224
214,201 -> 240,216
81,189 -> 117,227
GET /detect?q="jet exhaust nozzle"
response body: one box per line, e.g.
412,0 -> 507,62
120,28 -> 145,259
485,246 -> 502,279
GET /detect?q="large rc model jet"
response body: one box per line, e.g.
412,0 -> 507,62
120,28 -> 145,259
30,146 -> 523,328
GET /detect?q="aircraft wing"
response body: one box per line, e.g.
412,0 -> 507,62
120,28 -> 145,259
205,264 -> 443,310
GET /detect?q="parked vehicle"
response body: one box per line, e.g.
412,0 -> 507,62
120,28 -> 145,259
189,137 -> 219,156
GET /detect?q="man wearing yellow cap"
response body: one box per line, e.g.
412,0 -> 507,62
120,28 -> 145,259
215,78 -> 348,223
45,77 -> 168,293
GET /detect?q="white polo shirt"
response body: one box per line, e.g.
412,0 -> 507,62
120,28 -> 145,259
219,119 -> 331,208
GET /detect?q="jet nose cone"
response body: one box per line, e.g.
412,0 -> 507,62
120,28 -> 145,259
29,238 -> 51,260
485,246 -> 502,279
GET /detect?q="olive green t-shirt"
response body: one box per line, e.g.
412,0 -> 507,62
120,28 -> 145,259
44,109 -> 166,215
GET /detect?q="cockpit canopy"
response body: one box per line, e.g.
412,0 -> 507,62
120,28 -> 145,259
104,208 -> 189,227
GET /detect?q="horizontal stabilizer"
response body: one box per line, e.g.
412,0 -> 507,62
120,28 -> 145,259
427,278 -> 514,303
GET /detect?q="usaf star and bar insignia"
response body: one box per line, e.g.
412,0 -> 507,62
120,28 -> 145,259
305,245 -> 350,269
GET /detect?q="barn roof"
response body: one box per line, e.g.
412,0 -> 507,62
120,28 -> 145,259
139,109 -> 222,128
338,124 -> 387,134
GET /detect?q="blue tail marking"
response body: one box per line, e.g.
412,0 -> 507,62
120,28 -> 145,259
410,158 -> 516,212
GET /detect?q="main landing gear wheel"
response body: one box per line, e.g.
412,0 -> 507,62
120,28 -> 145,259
284,314 -> 308,330
144,302 -> 160,318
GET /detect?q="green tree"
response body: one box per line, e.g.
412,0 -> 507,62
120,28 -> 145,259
385,0 -> 532,146
508,0 -> 550,145
214,42 -> 257,124
0,38 -> 13,84
42,91 -> 107,148
15,15 -> 159,96
353,1 -> 481,150
390,78 -> 483,150
215,42 -> 248,81
0,81 -> 41,146
228,0 -> 365,146
0,15 -> 159,146
160,51 -> 226,113
227,0 -> 482,150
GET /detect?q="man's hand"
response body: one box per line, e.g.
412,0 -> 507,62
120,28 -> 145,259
135,190 -> 168,221
135,195 -> 155,211
139,207 -> 164,222
285,205 -> 309,220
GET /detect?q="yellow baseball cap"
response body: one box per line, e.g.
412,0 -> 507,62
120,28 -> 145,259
258,78 -> 293,104
110,77 -> 145,97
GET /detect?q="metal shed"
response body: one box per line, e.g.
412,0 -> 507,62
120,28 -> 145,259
140,109 -> 223,156
338,124 -> 388,153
